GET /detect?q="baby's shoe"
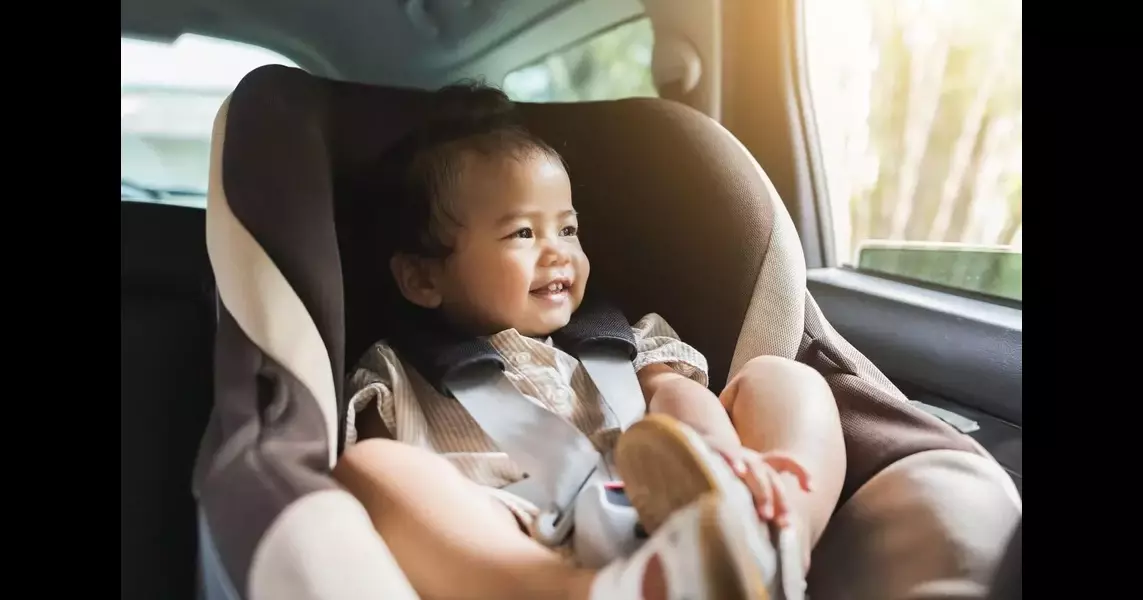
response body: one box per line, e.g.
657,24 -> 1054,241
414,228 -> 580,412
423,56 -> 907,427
615,413 -> 806,599
589,492 -> 775,600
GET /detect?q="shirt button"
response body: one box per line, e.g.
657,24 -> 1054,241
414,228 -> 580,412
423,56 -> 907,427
512,352 -> 532,366
546,387 -> 571,410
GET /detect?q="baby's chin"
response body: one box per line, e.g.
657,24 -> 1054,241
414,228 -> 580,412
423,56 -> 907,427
515,310 -> 573,338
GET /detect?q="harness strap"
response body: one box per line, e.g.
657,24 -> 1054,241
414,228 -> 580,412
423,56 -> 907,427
445,347 -> 646,546
445,366 -> 611,509
579,349 -> 646,431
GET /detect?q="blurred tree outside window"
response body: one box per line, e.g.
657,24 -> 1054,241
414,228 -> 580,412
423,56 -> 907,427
502,18 -> 657,103
804,0 -> 1021,302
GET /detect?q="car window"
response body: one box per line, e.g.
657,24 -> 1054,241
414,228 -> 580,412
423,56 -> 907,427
502,18 -> 656,102
802,0 -> 1021,303
122,34 -> 301,209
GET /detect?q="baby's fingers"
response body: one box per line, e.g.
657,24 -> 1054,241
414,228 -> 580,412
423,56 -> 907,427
765,469 -> 792,528
762,452 -> 813,493
742,457 -> 776,521
705,439 -> 749,476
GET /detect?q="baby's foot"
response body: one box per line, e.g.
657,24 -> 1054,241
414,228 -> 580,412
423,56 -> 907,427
615,413 -> 805,599
589,492 -> 774,600
616,413 -> 758,533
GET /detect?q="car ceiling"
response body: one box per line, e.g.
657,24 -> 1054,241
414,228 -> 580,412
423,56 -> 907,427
121,0 -> 647,88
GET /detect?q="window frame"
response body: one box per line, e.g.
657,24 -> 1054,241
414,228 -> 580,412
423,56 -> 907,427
788,0 -> 837,269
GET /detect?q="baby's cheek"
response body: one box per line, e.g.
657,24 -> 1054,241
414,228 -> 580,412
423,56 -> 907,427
500,257 -> 536,288
575,256 -> 591,294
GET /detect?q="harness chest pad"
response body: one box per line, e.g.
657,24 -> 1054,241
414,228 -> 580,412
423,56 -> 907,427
387,294 -> 637,396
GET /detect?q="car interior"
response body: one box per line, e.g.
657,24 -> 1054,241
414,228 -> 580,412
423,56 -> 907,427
121,1 -> 1021,599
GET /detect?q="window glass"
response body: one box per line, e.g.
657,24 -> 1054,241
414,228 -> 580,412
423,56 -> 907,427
121,34 -> 301,208
803,0 -> 1021,302
503,18 -> 657,103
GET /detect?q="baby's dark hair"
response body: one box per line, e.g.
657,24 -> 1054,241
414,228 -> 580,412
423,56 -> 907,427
385,81 -> 564,258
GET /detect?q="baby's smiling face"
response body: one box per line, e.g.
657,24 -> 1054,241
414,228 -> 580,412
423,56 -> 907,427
392,149 -> 590,337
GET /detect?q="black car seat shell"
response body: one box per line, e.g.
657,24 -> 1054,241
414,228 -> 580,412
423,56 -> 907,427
196,65 -> 1021,599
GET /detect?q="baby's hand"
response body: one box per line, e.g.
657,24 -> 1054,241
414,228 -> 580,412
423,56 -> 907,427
704,438 -> 812,528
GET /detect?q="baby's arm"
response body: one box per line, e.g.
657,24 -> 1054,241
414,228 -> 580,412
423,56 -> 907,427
628,315 -> 843,540
637,363 -> 741,448
641,361 -> 835,537
638,365 -> 815,526
629,314 -> 739,447
640,357 -> 845,567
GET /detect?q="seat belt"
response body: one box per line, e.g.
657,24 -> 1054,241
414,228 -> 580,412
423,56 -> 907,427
578,348 -> 646,431
445,367 -> 607,545
445,347 -> 646,546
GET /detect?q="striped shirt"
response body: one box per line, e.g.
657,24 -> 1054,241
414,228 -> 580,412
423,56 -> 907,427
345,313 -> 709,490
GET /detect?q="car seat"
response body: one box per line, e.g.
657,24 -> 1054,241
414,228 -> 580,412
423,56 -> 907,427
195,65 -> 1021,600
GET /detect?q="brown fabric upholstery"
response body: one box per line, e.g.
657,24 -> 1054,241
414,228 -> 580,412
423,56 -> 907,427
798,294 -> 981,498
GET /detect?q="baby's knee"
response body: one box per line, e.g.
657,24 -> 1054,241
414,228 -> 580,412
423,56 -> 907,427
735,355 -> 825,384
727,356 -> 832,404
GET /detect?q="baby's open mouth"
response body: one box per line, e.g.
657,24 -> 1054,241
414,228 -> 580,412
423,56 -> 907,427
530,279 -> 572,297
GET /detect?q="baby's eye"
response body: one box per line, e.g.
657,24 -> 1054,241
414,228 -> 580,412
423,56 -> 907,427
512,228 -> 534,239
560,225 -> 578,237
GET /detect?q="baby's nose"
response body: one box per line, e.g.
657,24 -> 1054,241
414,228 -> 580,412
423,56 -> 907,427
541,242 -> 571,265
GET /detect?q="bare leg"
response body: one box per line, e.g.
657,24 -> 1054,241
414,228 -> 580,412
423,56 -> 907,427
719,356 -> 846,567
333,439 -> 596,600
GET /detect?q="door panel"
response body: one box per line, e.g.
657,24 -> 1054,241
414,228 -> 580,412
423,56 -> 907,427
808,267 -> 1022,492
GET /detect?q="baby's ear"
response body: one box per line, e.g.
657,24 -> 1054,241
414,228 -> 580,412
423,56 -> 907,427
390,254 -> 443,309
